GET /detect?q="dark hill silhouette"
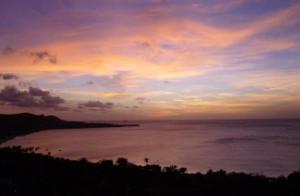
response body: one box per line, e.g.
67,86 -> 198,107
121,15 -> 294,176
0,113 -> 139,141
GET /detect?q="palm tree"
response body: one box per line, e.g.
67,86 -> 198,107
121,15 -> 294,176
144,157 -> 149,165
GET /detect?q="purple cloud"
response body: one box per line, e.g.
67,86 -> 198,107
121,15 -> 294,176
135,97 -> 146,101
0,73 -> 18,80
18,81 -> 32,87
137,42 -> 151,48
29,87 -> 50,96
30,51 -> 57,64
78,101 -> 114,111
0,85 -> 64,109
2,46 -> 16,55
86,81 -> 94,85
135,97 -> 147,104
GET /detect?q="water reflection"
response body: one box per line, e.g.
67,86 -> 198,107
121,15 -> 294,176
2,120 -> 300,176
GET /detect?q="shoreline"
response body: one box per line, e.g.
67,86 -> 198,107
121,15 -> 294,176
0,141 -> 296,178
1,113 -> 299,179
0,113 -> 139,146
0,138 -> 12,146
0,125 -> 139,146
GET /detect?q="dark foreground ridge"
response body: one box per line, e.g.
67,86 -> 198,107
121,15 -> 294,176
0,147 -> 299,196
0,113 -> 139,141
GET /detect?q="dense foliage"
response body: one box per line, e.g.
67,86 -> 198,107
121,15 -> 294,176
0,147 -> 299,196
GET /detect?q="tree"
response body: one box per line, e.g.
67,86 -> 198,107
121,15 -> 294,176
144,157 -> 149,165
116,158 -> 128,166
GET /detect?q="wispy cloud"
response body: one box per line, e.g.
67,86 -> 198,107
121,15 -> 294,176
2,46 -> 16,55
78,101 -> 114,111
98,92 -> 129,99
30,51 -> 57,64
135,97 -> 147,104
0,0 -> 300,119
0,73 -> 18,80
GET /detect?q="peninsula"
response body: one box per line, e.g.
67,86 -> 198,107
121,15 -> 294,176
0,113 -> 139,142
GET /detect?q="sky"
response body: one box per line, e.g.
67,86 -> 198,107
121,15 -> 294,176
0,0 -> 300,120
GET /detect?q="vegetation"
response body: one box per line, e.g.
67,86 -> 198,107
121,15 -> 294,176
0,147 -> 299,196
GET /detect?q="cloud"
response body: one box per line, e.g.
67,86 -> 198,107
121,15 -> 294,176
250,2 -> 300,35
135,97 -> 147,104
98,91 -> 129,99
0,73 -> 18,80
78,101 -> 114,111
80,72 -> 136,91
2,46 -> 16,55
0,85 -> 64,109
30,51 -> 57,64
28,87 -> 51,96
192,0 -> 246,13
135,97 -> 146,101
18,81 -> 32,87
1,1 -> 300,120
137,42 -> 151,48
86,81 -> 94,85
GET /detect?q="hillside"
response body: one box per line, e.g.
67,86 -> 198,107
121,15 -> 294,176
0,113 -> 138,141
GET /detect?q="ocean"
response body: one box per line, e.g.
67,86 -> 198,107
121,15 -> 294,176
2,119 -> 300,176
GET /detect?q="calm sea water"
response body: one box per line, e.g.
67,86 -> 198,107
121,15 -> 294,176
2,119 -> 300,176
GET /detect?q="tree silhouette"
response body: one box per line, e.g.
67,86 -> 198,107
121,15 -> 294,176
116,158 -> 128,166
144,157 -> 149,165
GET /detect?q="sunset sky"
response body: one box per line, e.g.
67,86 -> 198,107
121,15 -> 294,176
1,0 -> 300,120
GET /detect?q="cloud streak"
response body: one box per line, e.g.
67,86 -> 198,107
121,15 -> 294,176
2,46 -> 16,55
0,73 -> 18,80
78,101 -> 114,111
0,0 -> 300,119
30,51 -> 57,64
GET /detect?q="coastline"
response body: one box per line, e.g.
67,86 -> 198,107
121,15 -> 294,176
0,113 -> 139,146
2,115 -> 299,178
1,114 -> 300,195
0,125 -> 138,147
0,138 -> 12,146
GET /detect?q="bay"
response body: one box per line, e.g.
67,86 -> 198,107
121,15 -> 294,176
2,119 -> 300,176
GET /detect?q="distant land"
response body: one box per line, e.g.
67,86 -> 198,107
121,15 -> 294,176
0,113 -> 139,142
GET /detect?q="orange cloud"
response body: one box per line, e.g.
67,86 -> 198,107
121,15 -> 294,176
97,92 -> 130,99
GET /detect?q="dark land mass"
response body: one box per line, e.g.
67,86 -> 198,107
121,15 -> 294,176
0,147 -> 299,196
1,114 -> 300,195
0,113 -> 139,142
